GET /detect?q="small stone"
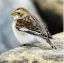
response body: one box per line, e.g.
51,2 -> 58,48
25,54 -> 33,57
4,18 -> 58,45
21,59 -> 28,63
32,60 -> 39,63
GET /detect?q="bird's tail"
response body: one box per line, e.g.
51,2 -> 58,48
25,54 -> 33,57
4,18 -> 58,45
45,38 -> 57,49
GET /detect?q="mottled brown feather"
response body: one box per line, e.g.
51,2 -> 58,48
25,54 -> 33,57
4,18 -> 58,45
15,15 -> 52,39
16,16 -> 33,30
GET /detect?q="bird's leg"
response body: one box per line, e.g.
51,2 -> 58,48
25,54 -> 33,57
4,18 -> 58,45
22,44 -> 33,46
45,38 -> 57,49
19,44 -> 32,47
19,43 -> 38,47
19,45 -> 22,47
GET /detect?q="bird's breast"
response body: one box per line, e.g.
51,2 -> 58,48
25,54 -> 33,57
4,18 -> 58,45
12,21 -> 26,39
12,21 -> 37,44
12,22 -> 49,47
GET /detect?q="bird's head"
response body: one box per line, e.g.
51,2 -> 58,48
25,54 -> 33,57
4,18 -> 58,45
11,8 -> 30,19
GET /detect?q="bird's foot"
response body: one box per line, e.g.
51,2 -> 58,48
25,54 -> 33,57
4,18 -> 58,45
19,45 -> 22,47
22,44 -> 33,46
51,45 -> 57,49
19,44 -> 34,47
19,44 -> 38,47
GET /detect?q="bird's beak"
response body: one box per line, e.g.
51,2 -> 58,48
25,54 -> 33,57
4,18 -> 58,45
11,12 -> 16,16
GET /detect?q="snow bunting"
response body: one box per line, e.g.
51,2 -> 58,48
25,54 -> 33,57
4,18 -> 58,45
11,8 -> 56,49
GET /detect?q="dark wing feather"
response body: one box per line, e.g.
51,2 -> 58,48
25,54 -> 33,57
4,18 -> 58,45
29,15 -> 56,48
16,15 -> 52,39
29,15 -> 52,39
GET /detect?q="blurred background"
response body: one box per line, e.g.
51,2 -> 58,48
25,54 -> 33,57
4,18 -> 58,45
0,0 -> 63,54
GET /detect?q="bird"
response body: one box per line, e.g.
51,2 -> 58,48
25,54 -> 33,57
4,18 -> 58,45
11,7 -> 57,49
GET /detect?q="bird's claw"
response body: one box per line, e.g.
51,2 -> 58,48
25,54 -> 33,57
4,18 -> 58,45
51,45 -> 57,49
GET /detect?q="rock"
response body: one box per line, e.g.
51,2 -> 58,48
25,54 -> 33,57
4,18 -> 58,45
0,32 -> 64,63
0,47 -> 64,63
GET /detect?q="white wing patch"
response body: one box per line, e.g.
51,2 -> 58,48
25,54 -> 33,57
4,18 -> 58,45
19,27 -> 41,35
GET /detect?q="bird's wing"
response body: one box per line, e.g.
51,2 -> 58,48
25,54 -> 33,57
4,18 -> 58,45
29,15 -> 52,39
19,27 -> 41,36
17,15 -> 52,39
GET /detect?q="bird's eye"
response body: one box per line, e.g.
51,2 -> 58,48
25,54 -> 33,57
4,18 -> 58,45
17,12 -> 21,15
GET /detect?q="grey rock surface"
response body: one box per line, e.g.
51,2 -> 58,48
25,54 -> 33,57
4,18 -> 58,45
0,32 -> 64,63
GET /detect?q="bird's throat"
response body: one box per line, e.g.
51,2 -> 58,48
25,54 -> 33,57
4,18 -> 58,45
14,15 -> 20,20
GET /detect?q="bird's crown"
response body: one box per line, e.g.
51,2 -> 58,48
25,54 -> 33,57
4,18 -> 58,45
11,7 -> 29,16
15,8 -> 29,12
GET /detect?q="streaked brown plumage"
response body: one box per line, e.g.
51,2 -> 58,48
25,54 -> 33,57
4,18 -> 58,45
16,16 -> 33,30
11,8 -> 57,49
